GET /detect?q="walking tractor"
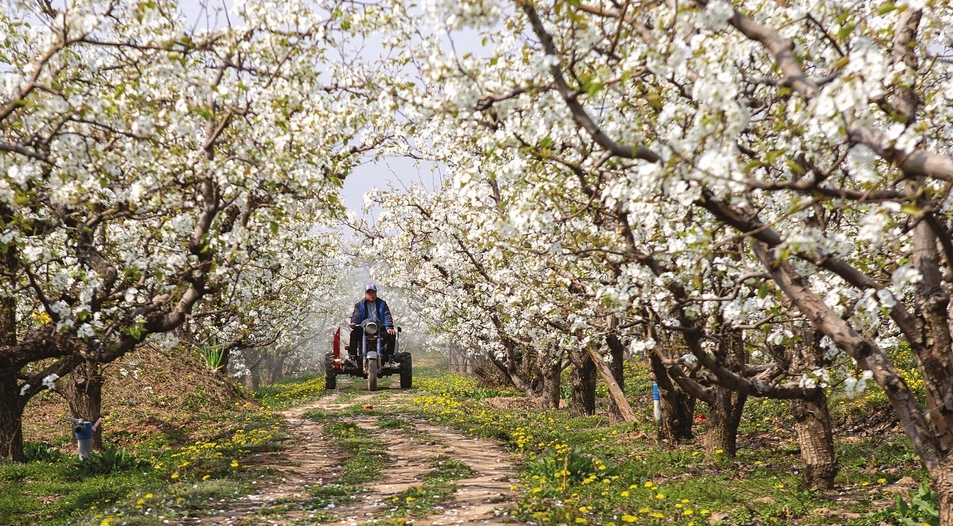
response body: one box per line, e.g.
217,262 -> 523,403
326,319 -> 411,391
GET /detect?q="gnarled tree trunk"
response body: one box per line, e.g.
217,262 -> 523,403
705,332 -> 747,458
705,386 -> 746,458
651,353 -> 694,444
537,351 -> 562,409
0,376 -> 25,462
793,390 -> 837,489
0,242 -> 24,461
605,333 -> 628,422
569,345 -> 595,416
790,328 -> 837,489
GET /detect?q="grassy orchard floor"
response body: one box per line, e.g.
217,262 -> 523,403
0,350 -> 933,525
403,366 -> 930,526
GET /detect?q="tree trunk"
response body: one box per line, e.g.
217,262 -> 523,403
0,244 -> 24,461
274,354 -> 287,382
790,327 -> 838,490
59,359 -> 105,450
569,345 -> 596,416
587,346 -> 637,422
705,387 -> 746,457
537,352 -> 561,409
217,347 -> 231,374
244,367 -> 261,391
0,374 -> 25,462
605,333 -> 627,422
242,349 -> 263,391
934,455 -> 953,526
793,390 -> 837,490
705,331 -> 747,458
651,353 -> 694,443
261,355 -> 280,385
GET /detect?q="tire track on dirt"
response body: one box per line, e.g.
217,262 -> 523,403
191,390 -> 522,525
318,390 -> 521,525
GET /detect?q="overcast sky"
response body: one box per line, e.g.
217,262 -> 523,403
343,156 -> 443,221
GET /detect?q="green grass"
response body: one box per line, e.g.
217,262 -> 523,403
0,452 -> 161,526
394,356 -> 929,525
253,371 -> 327,409
3,403 -> 289,525
4,352 -> 934,526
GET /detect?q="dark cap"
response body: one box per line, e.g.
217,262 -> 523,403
365,283 -> 377,292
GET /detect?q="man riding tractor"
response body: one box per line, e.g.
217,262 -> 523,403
325,283 -> 412,390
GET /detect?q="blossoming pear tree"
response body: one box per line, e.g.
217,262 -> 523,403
364,177 -> 598,406
180,224 -> 344,378
382,0 -> 953,511
0,0 -> 387,461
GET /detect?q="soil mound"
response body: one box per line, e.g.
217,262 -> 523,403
22,345 -> 254,450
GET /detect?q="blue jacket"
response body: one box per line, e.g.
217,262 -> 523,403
350,298 -> 394,329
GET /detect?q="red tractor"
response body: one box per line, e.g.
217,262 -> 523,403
325,320 -> 411,391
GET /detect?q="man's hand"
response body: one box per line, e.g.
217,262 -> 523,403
387,328 -> 396,335
350,323 -> 356,328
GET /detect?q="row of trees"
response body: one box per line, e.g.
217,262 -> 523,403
346,0 -> 953,521
7,0 -> 953,521
0,0 -> 396,460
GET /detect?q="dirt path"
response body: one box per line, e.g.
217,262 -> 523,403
188,383 -> 522,525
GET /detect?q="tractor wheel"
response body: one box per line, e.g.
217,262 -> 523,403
399,352 -> 412,389
324,353 -> 336,390
368,358 -> 379,391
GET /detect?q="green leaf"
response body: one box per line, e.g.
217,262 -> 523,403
585,81 -> 605,96
900,203 -> 920,216
742,159 -> 763,173
837,23 -> 856,40
786,159 -> 805,175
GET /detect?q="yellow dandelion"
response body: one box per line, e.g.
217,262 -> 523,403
621,515 -> 638,523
